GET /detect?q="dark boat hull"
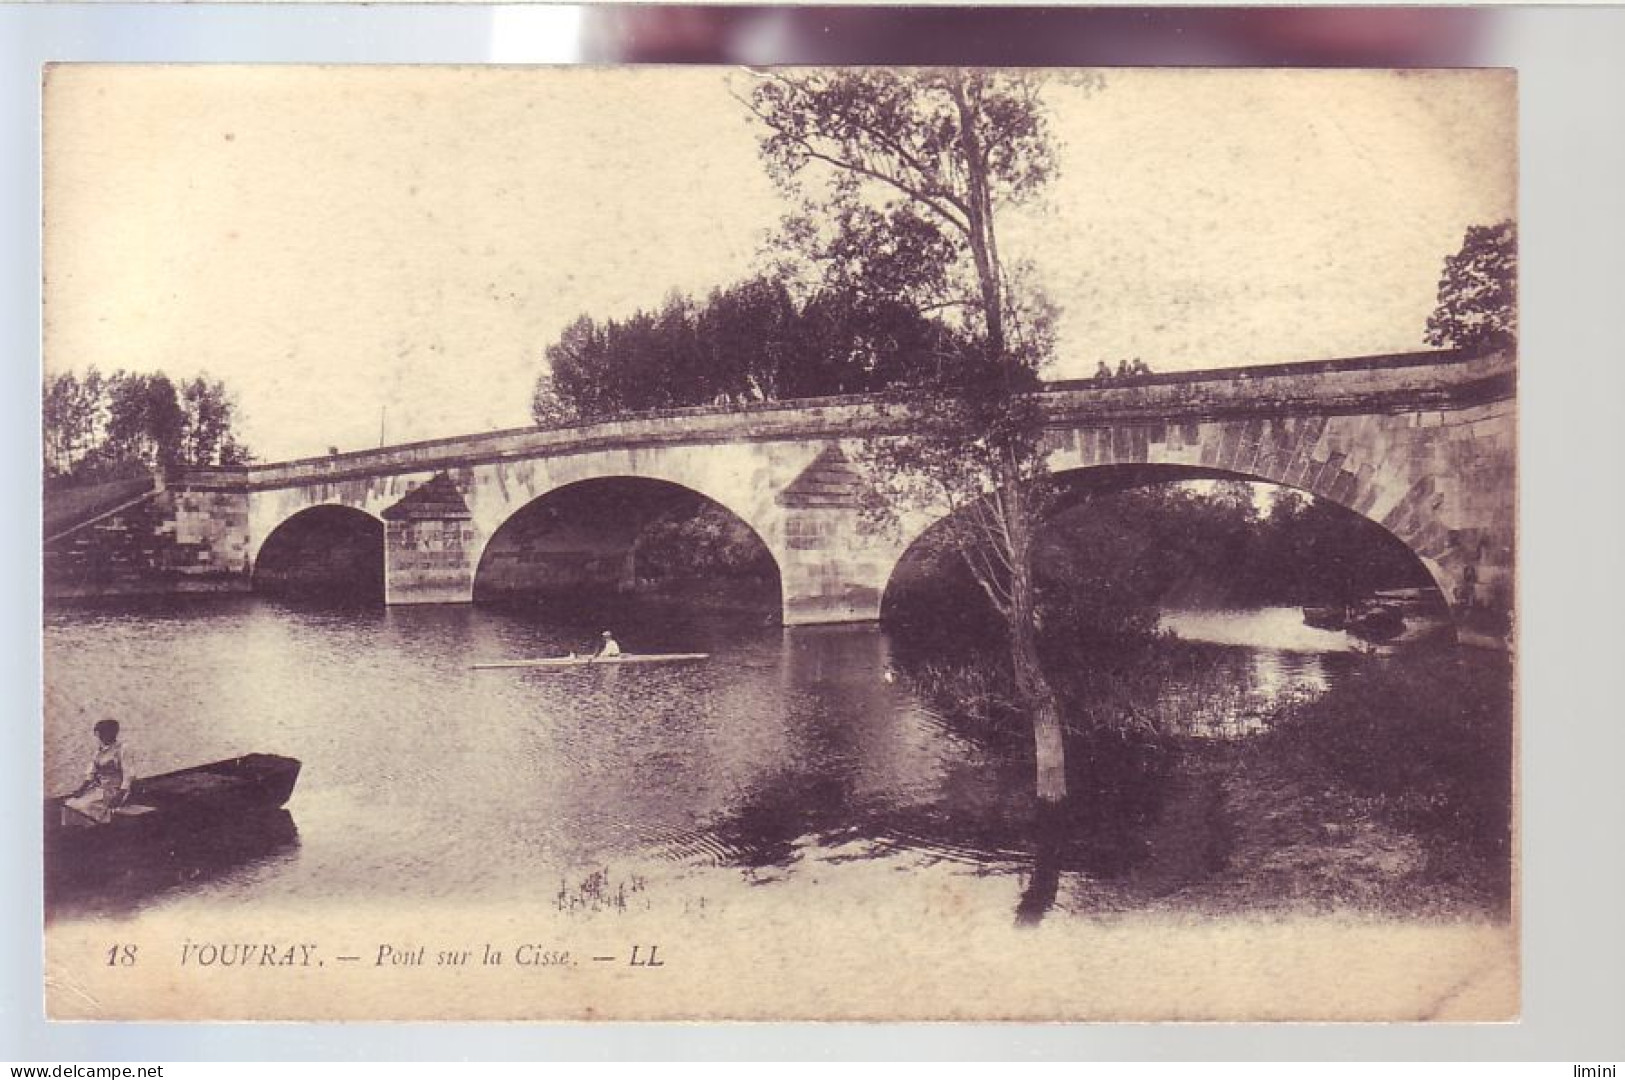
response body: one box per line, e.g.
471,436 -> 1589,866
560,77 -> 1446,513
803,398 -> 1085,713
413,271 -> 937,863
46,753 -> 301,851
1302,605 -> 1347,631
1301,602 -> 1407,641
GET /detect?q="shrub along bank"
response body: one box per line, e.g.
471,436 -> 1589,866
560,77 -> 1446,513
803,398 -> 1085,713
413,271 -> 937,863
896,636 -> 1513,917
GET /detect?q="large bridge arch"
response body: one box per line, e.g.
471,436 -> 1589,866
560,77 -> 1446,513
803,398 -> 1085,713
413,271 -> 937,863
470,475 -> 784,612
458,440 -> 880,623
1040,415 -> 1495,623
871,410 -> 1512,635
878,461 -> 1447,626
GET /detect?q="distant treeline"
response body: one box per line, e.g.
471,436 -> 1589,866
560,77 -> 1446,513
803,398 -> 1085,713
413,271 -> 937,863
533,274 -> 1156,426
532,275 -> 961,424
43,369 -> 251,487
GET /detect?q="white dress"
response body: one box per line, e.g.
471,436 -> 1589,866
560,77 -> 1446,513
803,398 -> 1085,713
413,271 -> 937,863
62,741 -> 133,826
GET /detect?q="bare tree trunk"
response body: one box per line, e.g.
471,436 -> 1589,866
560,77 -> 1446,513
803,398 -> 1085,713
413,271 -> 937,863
1003,474 -> 1068,804
949,75 -> 1007,364
1010,557 -> 1067,803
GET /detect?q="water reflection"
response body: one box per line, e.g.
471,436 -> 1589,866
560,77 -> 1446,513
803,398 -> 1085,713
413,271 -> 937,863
1156,607 -> 1363,737
43,596 -> 1401,927
46,810 -> 300,922
1159,606 -> 1362,654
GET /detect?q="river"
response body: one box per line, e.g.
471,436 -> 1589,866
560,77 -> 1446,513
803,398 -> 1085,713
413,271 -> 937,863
43,596 -> 1387,924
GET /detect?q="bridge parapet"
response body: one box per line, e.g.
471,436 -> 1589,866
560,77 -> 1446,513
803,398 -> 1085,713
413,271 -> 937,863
175,349 -> 1511,493
1042,348 -> 1512,422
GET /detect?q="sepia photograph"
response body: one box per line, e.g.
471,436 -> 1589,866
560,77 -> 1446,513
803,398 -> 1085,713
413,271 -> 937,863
40,63 -> 1516,1022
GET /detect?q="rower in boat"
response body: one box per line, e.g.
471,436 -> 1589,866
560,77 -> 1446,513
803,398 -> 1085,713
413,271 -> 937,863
596,630 -> 622,659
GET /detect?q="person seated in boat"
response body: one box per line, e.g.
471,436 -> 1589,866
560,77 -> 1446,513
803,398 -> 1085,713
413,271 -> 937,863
596,630 -> 622,659
62,719 -> 134,828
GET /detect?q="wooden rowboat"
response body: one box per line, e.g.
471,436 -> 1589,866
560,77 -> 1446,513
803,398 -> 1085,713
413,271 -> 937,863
472,652 -> 709,670
46,752 -> 301,849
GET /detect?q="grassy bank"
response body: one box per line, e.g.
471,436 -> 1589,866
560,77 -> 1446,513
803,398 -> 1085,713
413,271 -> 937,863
897,638 -> 1513,919
1218,646 -> 1514,915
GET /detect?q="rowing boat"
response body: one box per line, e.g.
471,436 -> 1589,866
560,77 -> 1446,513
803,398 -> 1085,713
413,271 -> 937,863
46,753 -> 301,852
472,652 -> 709,670
46,754 -> 302,906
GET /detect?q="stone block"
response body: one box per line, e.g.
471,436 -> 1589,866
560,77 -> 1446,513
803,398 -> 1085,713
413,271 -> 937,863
1111,425 -> 1132,462
1329,468 -> 1359,505
1309,451 -> 1346,495
1252,453 -> 1284,484
1198,432 -> 1219,467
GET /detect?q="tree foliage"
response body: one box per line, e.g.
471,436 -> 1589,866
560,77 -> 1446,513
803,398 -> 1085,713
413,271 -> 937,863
890,482 -> 1435,657
1040,483 -> 1429,615
633,502 -> 777,583
742,68 -> 1089,802
1425,220 -> 1516,353
532,276 -> 952,424
43,368 -> 252,484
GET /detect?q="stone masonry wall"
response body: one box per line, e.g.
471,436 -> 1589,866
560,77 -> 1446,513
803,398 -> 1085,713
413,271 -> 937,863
383,518 -> 478,605
44,487 -> 251,599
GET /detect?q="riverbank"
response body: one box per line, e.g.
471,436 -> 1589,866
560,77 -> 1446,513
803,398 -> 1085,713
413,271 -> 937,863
1113,735 -> 1509,919
899,633 -> 1513,921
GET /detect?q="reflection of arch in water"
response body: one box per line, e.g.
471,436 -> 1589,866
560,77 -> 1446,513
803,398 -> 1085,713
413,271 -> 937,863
881,463 -> 1447,629
471,476 -> 782,611
45,809 -> 300,922
253,505 -> 384,602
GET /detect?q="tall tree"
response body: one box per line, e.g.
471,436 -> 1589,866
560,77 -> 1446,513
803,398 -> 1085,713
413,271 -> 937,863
103,372 -> 186,474
42,369 -> 107,479
742,68 -> 1087,802
179,375 -> 252,468
1425,220 -> 1516,353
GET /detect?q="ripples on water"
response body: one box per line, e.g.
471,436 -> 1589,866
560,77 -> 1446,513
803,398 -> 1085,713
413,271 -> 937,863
46,598 -> 1003,918
44,598 -> 1377,921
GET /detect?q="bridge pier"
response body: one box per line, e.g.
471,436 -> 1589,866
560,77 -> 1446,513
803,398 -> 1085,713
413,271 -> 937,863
780,555 -> 888,625
775,446 -> 903,626
381,473 -> 478,605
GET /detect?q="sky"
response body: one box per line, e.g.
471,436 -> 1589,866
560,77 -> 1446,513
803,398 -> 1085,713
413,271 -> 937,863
43,66 -> 1515,462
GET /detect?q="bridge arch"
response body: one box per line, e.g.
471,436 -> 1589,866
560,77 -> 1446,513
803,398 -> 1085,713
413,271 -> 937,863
877,456 -> 1463,633
471,475 -> 784,614
252,503 -> 385,601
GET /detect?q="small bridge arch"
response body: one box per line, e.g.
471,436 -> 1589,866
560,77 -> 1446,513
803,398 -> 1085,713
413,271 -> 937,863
252,503 -> 385,601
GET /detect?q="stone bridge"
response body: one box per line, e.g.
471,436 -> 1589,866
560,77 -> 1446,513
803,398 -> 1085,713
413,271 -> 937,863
64,348 -> 1515,630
